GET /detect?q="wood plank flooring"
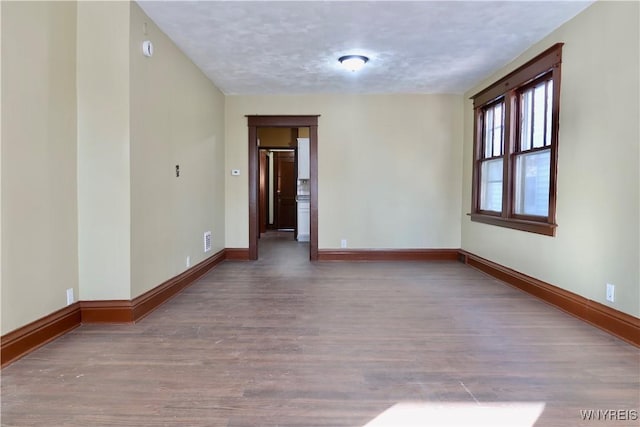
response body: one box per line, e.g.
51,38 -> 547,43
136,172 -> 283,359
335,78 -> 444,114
2,233 -> 639,426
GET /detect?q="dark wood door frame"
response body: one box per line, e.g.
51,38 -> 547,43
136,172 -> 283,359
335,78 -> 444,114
247,115 -> 319,261
259,147 -> 297,233
273,150 -> 297,232
259,149 -> 269,234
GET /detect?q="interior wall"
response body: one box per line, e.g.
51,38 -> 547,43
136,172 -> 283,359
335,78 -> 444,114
298,128 -> 310,138
225,94 -> 464,250
461,1 -> 640,317
0,0 -> 3,333
1,1 -> 78,334
1,1 -> 228,334
129,3 -> 226,298
77,1 -> 131,301
258,127 -> 295,147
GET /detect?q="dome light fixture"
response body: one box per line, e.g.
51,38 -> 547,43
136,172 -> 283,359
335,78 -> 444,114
338,55 -> 369,72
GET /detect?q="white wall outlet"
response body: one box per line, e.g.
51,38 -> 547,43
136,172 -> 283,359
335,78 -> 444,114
231,169 -> 240,176
340,239 -> 347,249
66,288 -> 74,305
186,256 -> 191,268
606,283 -> 615,302
204,231 -> 212,252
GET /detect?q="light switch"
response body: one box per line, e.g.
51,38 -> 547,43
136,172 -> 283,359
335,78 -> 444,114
231,169 -> 240,176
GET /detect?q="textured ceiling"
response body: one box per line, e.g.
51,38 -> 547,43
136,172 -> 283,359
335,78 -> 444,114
136,1 -> 593,95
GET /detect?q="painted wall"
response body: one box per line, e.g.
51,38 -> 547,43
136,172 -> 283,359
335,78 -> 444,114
461,1 -> 639,317
1,1 -> 227,333
225,94 -> 464,250
1,2 -> 78,334
0,0 -> 3,334
77,1 -> 131,301
258,127 -> 295,147
129,3 -> 226,298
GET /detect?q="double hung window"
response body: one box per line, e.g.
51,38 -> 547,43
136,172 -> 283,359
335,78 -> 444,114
471,43 -> 563,236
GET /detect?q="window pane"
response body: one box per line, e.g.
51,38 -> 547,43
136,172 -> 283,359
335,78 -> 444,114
514,149 -> 551,216
484,107 -> 493,158
480,158 -> 503,212
493,103 -> 503,157
532,84 -> 546,148
520,90 -> 532,151
545,80 -> 553,147
482,103 -> 504,159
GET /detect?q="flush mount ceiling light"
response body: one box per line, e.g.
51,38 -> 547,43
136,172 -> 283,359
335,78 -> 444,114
338,55 -> 369,72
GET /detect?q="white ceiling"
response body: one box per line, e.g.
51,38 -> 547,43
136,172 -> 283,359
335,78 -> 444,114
136,1 -> 593,95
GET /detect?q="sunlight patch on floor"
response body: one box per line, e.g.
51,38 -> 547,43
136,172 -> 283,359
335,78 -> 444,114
363,401 -> 546,427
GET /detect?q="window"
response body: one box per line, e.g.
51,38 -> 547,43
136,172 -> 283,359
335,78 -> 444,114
471,43 -> 563,236
479,101 -> 505,213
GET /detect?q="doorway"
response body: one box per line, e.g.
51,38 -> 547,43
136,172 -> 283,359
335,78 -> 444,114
259,149 -> 297,233
247,115 -> 319,260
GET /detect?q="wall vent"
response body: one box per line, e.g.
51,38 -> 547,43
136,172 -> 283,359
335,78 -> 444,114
204,231 -> 212,253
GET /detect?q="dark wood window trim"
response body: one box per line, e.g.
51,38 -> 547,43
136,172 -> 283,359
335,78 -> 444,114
470,43 -> 563,236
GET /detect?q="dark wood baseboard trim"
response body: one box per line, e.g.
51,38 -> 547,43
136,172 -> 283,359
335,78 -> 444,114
225,248 -> 250,261
459,250 -> 640,347
5,247 -> 636,368
1,303 -> 82,368
131,249 -> 226,321
80,250 -> 228,324
1,250 -> 227,368
80,300 -> 134,323
317,249 -> 460,261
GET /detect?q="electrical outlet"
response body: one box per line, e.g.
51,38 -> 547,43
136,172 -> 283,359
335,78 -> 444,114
186,256 -> 191,268
204,231 -> 212,252
66,288 -> 74,305
606,283 -> 615,302
340,239 -> 347,249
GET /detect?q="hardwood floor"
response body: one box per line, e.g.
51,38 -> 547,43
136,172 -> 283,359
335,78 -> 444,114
2,234 -> 638,426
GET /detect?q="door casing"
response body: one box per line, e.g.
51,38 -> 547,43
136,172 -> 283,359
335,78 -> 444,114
247,115 -> 319,260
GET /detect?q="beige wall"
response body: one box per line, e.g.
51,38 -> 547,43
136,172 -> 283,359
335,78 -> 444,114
298,128 -> 310,138
1,1 -> 78,333
258,127 -> 295,147
1,1 -> 227,333
77,1 -> 131,301
129,3 -> 226,298
461,1 -> 639,317
0,0 -> 3,332
2,0 -> 636,336
225,94 -> 464,250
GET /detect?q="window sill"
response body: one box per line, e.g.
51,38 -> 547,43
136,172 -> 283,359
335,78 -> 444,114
469,213 -> 556,236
